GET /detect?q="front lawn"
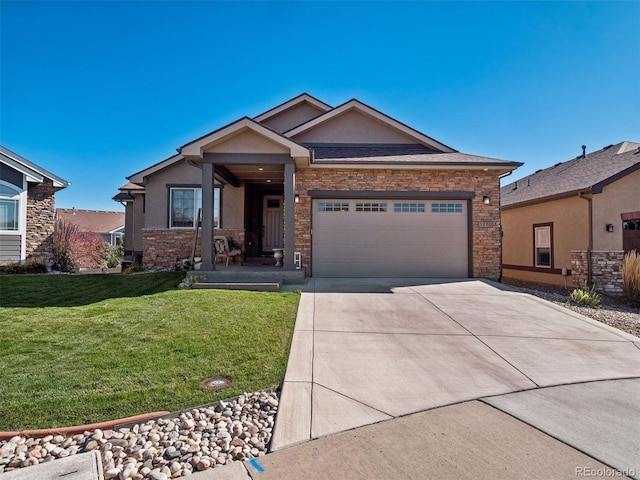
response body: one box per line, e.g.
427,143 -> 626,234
0,273 -> 299,430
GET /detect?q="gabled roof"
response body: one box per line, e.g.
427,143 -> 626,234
180,116 -> 310,159
128,154 -> 184,185
284,99 -> 457,153
56,208 -> 124,234
501,141 -> 640,208
0,145 -> 70,188
253,93 -> 332,123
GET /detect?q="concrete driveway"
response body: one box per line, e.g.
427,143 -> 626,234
272,278 -> 640,456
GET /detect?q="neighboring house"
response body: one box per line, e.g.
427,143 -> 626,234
501,141 -> 640,294
55,208 -> 125,245
0,145 -> 70,266
115,93 -> 521,278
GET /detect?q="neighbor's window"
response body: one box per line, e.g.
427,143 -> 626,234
0,183 -> 20,231
170,187 -> 220,228
534,224 -> 552,268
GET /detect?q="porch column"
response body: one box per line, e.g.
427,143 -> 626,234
284,162 -> 295,269
201,162 -> 215,270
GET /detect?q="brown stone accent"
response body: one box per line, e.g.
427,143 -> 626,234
571,249 -> 624,295
294,168 -> 502,279
142,228 -> 245,269
26,179 -> 57,264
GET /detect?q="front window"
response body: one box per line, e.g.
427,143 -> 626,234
0,183 -> 20,231
534,224 -> 552,268
170,187 -> 220,228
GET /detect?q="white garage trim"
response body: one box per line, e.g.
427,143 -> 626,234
311,193 -> 473,278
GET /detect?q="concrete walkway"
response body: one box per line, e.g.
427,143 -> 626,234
188,277 -> 640,479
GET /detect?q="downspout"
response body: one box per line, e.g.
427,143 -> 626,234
579,192 -> 593,285
497,170 -> 514,283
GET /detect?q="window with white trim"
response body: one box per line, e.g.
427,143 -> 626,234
0,183 -> 20,231
534,224 -> 552,268
170,187 -> 220,228
394,202 -> 425,213
355,202 -> 387,212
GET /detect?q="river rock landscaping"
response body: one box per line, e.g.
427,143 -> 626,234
0,389 -> 278,478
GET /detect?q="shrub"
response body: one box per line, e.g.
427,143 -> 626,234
622,250 -> 640,305
123,263 -> 144,274
71,231 -> 105,269
569,283 -> 601,307
52,218 -> 78,272
103,242 -> 124,268
3,260 -> 49,274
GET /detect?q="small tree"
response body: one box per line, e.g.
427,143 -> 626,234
52,218 -> 78,272
72,231 -> 105,269
102,242 -> 124,268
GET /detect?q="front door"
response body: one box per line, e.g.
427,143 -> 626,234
262,195 -> 283,252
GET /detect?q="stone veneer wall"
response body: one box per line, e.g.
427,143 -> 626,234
571,250 -> 624,294
294,168 -> 502,279
26,179 -> 57,264
142,228 -> 245,269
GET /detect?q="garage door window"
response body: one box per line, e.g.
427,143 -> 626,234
394,203 -> 425,213
431,203 -> 463,213
318,202 -> 349,212
356,202 -> 387,212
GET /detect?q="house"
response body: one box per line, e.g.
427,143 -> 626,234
501,141 -> 640,294
0,145 -> 70,266
55,208 -> 125,245
115,94 -> 521,279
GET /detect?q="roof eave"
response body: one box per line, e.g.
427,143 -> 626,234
501,188 -> 589,210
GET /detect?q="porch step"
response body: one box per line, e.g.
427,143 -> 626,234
188,268 -> 306,285
192,282 -> 280,292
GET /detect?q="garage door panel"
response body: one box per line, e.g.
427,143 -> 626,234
312,199 -> 469,278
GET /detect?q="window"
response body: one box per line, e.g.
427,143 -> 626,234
431,203 -> 463,213
0,183 -> 20,231
355,202 -> 387,212
170,187 -> 220,228
318,202 -> 349,212
534,224 -> 552,268
394,202 -> 425,213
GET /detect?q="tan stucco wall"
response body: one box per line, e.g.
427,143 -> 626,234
292,110 -> 418,144
501,196 -> 589,284
260,102 -> 326,133
592,169 -> 640,250
208,129 -> 289,154
142,160 -> 245,230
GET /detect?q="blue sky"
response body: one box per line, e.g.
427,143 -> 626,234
1,1 -> 638,211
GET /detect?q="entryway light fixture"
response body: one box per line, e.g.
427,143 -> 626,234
294,193 -> 300,203
606,224 -> 614,232
483,195 -> 491,205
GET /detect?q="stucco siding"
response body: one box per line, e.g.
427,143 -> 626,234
260,103 -> 327,133
208,130 -> 290,154
501,196 -> 589,276
291,110 -> 418,144
592,169 -> 640,251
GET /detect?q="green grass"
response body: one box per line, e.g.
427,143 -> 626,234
0,273 -> 299,430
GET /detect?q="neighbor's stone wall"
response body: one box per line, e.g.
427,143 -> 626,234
143,228 -> 245,269
571,249 -> 624,294
294,168 -> 502,279
26,179 -> 57,264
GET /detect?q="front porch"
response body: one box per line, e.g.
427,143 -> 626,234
187,262 -> 306,289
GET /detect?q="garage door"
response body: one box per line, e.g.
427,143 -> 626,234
312,199 -> 469,277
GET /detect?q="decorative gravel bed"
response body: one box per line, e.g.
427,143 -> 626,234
501,279 -> 640,338
0,389 -> 278,479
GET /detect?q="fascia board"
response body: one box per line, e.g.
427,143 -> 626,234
0,154 -> 44,184
128,154 -> 184,184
